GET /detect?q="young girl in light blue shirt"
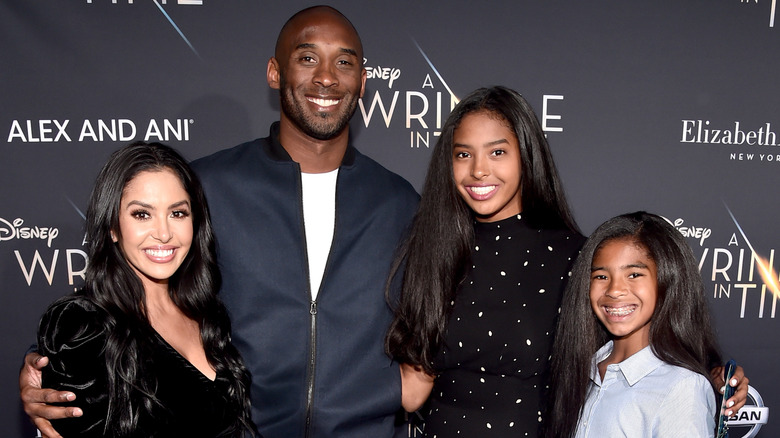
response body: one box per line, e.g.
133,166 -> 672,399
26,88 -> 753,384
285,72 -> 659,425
546,212 -> 723,438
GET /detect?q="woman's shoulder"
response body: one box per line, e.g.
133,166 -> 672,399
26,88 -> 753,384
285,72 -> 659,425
38,294 -> 108,358
40,294 -> 105,328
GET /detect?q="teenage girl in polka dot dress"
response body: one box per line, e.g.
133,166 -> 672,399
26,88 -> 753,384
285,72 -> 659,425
385,86 -> 584,437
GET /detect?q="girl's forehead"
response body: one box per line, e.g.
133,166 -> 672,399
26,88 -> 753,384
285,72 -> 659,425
593,238 -> 652,262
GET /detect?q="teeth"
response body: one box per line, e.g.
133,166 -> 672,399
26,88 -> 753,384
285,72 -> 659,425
605,306 -> 636,316
309,97 -> 339,107
146,249 -> 173,257
470,186 -> 496,195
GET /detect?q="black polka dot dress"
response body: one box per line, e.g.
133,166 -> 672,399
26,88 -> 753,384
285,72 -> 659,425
423,214 -> 584,437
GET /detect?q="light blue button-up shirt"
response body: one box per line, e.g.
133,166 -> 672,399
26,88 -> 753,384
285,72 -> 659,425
574,341 -> 716,438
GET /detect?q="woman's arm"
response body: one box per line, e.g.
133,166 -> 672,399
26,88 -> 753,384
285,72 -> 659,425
400,363 -> 435,412
36,297 -> 109,437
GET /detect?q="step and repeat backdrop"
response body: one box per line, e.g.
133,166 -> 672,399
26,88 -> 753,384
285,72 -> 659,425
2,1 -> 776,437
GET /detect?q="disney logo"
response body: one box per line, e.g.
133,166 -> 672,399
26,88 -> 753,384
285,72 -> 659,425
667,217 -> 712,246
364,58 -> 401,88
0,217 -> 59,248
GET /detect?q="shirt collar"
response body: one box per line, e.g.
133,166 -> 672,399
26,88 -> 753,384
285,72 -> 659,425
264,121 -> 357,167
590,341 -> 666,387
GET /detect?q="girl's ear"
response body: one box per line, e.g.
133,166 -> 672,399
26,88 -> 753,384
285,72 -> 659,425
111,231 -> 118,243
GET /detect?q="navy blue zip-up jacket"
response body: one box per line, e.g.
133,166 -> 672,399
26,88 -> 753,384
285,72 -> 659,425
191,123 -> 419,438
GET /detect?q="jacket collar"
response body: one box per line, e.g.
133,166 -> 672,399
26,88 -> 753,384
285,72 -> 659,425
264,121 -> 357,167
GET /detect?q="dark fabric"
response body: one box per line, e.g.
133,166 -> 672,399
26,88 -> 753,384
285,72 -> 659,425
425,214 -> 585,437
191,123 -> 419,438
38,296 -> 236,438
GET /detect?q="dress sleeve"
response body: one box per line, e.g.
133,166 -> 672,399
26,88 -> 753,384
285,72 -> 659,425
654,372 -> 717,438
37,296 -> 110,437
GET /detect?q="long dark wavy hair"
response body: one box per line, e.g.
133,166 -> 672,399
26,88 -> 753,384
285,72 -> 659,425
80,142 -> 254,436
545,211 -> 721,438
385,86 -> 579,373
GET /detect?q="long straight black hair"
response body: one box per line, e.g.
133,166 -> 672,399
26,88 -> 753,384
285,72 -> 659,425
81,142 -> 254,436
545,211 -> 722,438
385,86 -> 579,373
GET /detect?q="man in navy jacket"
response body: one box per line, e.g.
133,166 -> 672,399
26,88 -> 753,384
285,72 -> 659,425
190,6 -> 418,436
20,6 -> 418,438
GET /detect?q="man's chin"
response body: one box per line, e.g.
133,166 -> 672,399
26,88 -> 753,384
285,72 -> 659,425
303,119 -> 350,141
306,128 -> 344,141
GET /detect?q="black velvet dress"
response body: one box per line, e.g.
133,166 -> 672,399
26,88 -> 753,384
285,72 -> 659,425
38,296 -> 238,438
424,214 -> 584,437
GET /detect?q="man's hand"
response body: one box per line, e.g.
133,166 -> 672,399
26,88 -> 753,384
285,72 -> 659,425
19,352 -> 82,438
710,365 -> 749,417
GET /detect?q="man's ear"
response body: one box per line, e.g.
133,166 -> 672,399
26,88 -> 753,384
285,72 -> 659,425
267,57 -> 281,90
359,67 -> 367,98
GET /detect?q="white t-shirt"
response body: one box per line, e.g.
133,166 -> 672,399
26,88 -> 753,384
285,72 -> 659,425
300,169 -> 338,300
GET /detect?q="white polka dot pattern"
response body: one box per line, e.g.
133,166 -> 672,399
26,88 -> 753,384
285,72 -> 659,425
422,215 -> 584,437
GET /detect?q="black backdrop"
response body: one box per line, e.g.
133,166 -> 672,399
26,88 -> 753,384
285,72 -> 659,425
1,1 -> 776,437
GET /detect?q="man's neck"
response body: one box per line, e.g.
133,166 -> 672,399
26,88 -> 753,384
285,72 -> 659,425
277,117 -> 349,173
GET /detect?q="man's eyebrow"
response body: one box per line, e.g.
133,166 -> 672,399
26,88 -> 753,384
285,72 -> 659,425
294,43 -> 358,57
339,47 -> 358,57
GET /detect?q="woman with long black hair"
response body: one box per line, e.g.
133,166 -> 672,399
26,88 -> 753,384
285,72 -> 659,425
386,86 -> 584,436
37,142 -> 255,437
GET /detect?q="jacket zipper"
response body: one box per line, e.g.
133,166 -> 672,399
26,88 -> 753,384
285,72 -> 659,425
297,165 -> 317,438
301,165 -> 339,438
305,300 -> 317,437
